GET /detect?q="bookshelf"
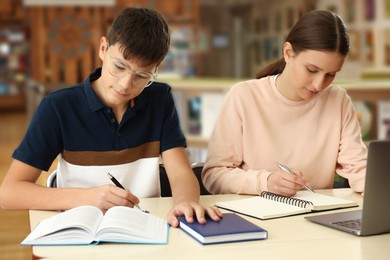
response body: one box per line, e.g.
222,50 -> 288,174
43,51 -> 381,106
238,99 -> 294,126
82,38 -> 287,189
0,24 -> 29,111
163,78 -> 235,163
0,0 -> 28,111
166,78 -> 236,145
340,81 -> 390,141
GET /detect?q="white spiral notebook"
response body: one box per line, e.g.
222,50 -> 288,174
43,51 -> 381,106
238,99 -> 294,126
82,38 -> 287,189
216,191 -> 358,220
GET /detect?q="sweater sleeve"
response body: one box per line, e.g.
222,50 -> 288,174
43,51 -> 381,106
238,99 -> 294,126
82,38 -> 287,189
336,94 -> 367,193
202,84 -> 272,195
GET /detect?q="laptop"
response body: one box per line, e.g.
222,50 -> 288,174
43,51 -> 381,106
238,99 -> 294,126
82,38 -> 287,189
305,140 -> 390,236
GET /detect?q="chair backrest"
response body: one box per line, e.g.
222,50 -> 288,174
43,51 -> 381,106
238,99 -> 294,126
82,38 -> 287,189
46,170 -> 57,188
159,164 -> 172,197
191,162 -> 211,196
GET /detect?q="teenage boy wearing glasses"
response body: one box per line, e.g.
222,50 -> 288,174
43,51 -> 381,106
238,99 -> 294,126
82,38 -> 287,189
0,7 -> 222,227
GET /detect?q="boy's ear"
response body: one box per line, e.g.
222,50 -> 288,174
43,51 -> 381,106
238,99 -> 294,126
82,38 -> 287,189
98,37 -> 108,61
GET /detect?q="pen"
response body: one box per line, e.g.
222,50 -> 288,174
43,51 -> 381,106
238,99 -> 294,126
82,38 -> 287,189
107,172 -> 149,213
275,162 -> 315,193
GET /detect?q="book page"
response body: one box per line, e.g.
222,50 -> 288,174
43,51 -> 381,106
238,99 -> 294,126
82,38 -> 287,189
216,197 -> 311,220
21,206 -> 103,245
293,191 -> 358,211
96,206 -> 168,244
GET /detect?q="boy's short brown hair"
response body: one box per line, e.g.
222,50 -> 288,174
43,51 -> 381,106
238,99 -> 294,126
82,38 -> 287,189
107,7 -> 170,66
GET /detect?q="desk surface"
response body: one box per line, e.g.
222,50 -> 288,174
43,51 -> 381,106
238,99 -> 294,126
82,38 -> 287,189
29,189 -> 390,260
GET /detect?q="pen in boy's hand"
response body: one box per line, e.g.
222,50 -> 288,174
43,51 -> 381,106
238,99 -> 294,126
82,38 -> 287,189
107,172 -> 124,189
274,162 -> 315,193
107,172 -> 149,213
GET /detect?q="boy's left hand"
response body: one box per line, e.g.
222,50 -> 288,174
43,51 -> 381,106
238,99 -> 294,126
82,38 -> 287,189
167,201 -> 223,228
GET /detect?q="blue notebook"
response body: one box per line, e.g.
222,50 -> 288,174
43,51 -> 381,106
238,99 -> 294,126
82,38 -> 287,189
178,213 -> 268,245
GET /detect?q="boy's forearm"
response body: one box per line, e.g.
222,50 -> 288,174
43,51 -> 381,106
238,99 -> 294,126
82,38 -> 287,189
170,174 -> 200,205
0,181 -> 85,211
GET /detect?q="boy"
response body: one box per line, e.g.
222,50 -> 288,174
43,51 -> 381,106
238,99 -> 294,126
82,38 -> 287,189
0,7 -> 221,227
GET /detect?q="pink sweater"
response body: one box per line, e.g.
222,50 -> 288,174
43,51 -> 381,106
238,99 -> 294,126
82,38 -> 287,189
202,76 -> 367,195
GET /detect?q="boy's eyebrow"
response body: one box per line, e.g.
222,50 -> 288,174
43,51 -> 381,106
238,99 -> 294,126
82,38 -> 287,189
111,51 -> 136,69
110,51 -> 128,64
109,47 -> 157,72
112,53 -> 157,73
113,57 -> 130,67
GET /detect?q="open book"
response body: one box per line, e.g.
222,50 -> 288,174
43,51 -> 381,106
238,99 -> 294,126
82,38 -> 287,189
216,191 -> 358,220
21,205 -> 169,246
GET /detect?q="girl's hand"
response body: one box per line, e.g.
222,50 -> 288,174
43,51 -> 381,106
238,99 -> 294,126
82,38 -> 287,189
267,169 -> 309,197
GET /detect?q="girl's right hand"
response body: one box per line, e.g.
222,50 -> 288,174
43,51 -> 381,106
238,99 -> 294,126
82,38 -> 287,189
266,169 -> 309,197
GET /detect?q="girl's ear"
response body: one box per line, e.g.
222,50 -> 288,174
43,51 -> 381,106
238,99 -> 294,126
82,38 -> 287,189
98,37 -> 108,61
283,42 -> 294,63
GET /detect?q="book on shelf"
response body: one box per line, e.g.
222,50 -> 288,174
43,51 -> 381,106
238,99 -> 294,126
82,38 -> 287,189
172,90 -> 185,130
186,146 -> 208,164
377,101 -> 390,140
0,82 -> 9,95
186,92 -> 226,138
200,92 -> 225,138
187,96 -> 202,135
352,100 -> 373,141
215,191 -> 358,220
21,205 -> 169,246
178,213 -> 268,245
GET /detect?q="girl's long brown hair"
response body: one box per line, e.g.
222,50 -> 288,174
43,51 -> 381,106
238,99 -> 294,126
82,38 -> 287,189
255,10 -> 349,79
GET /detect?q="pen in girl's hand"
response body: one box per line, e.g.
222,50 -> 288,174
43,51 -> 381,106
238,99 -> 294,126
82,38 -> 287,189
107,172 -> 149,213
274,162 -> 315,193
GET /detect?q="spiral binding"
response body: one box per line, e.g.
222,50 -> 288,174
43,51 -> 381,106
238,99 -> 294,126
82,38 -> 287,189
260,191 -> 313,208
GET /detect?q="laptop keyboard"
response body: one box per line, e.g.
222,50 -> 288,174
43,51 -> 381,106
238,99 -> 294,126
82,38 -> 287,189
332,219 -> 362,231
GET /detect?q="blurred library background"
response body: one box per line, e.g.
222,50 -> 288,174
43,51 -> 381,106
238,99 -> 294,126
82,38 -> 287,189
1,0 -> 390,164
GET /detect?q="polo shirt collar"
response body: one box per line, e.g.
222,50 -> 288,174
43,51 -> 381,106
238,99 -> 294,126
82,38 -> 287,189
84,68 -> 105,112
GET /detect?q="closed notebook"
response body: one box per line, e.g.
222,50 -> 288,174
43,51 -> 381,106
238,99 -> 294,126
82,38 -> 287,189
216,191 -> 358,220
178,213 -> 268,245
21,205 -> 169,246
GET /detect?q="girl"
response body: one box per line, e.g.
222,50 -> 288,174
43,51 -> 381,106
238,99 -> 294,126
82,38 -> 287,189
202,10 -> 367,197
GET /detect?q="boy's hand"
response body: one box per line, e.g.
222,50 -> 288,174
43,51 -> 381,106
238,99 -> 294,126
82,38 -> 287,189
85,185 -> 140,212
167,201 -> 223,228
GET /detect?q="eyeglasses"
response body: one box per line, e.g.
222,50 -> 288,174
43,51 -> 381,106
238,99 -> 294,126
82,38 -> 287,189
107,48 -> 157,88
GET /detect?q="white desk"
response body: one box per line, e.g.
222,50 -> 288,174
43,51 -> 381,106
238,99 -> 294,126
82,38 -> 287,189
28,189 -> 390,260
